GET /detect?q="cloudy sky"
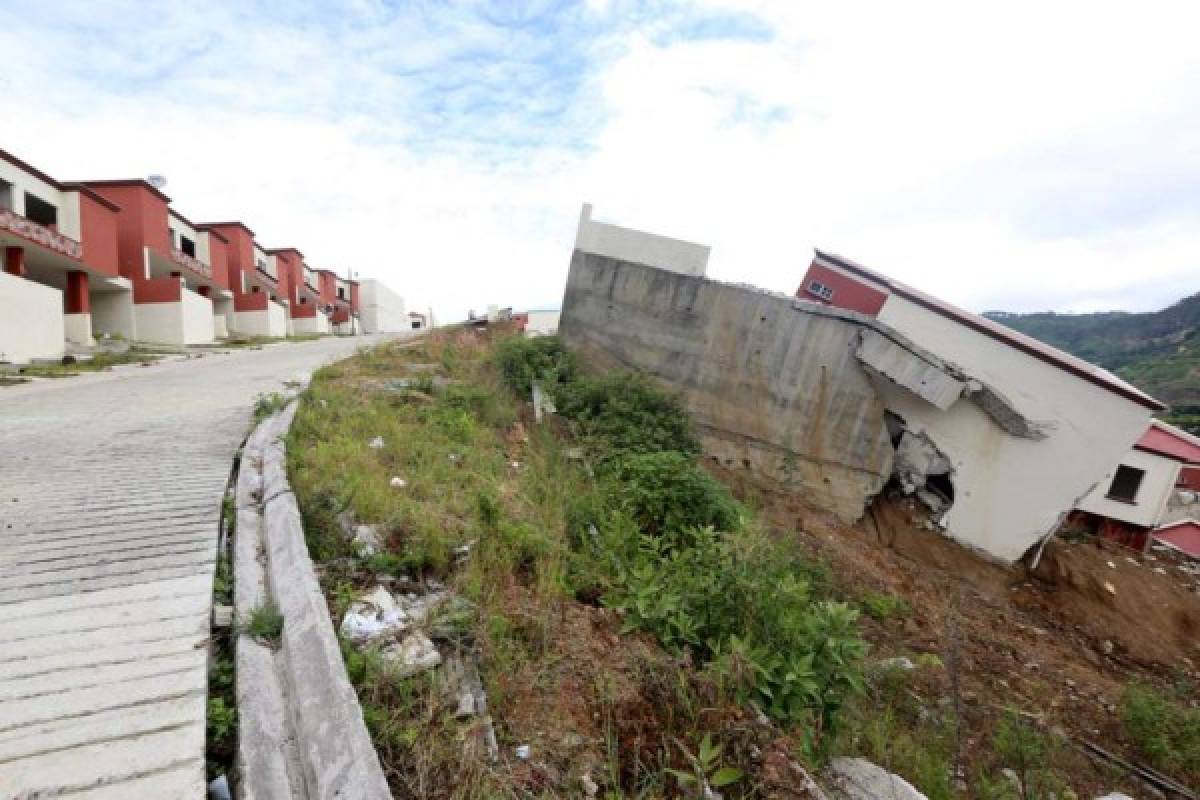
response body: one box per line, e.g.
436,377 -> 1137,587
3,0 -> 1197,321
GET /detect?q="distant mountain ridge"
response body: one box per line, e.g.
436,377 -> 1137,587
984,292 -> 1200,433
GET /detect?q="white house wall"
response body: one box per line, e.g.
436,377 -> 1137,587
0,271 -> 64,363
358,279 -> 406,333
180,287 -> 214,345
92,289 -> 136,340
574,203 -> 710,277
876,294 -> 1153,561
525,309 -> 560,335
1076,448 -> 1180,529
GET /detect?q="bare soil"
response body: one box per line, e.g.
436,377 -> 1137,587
715,464 -> 1200,796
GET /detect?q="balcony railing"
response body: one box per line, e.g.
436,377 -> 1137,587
170,247 -> 213,279
0,208 -> 83,259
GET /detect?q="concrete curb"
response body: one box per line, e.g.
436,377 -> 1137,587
235,401 -> 391,799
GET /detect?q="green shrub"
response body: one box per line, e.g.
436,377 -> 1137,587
246,602 -> 284,642
983,710 -> 1066,800
860,592 -> 910,621
603,524 -> 865,744
493,335 -> 576,395
1120,682 -> 1200,782
556,372 -> 700,458
610,451 -> 742,538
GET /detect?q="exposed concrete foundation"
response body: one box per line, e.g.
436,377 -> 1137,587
560,251 -> 897,522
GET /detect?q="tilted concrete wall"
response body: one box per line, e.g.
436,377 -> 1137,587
0,271 -> 64,363
560,251 -> 895,521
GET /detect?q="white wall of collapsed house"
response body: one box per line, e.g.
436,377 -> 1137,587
872,294 -> 1153,561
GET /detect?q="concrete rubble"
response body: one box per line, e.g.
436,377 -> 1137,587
381,631 -> 442,677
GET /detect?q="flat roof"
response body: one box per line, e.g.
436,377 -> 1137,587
81,178 -> 172,204
813,250 -> 1165,411
0,149 -> 122,212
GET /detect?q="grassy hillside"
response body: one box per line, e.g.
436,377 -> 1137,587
985,292 -> 1200,433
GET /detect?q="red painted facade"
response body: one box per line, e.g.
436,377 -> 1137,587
1135,423 -> 1200,464
86,182 -> 182,304
77,193 -> 120,277
796,261 -> 889,316
65,271 -> 89,313
1180,465 -> 1200,491
1154,521 -> 1200,558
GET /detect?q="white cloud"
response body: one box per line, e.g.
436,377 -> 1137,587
1,0 -> 1196,322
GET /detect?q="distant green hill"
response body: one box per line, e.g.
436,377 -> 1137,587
984,292 -> 1200,434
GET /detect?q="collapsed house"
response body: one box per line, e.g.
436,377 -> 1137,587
1070,419 -> 1200,555
558,204 -> 1164,563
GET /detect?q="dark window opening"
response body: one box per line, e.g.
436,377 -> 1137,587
0,180 -> 12,210
299,297 -> 307,305
412,320 -> 422,329
24,193 -> 57,228
806,279 -> 834,301
1106,465 -> 1144,503
337,287 -> 346,300
180,236 -> 196,257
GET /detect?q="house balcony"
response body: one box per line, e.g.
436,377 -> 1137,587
169,246 -> 213,281
0,208 -> 84,261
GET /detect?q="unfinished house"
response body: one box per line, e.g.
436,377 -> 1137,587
558,205 -> 1163,563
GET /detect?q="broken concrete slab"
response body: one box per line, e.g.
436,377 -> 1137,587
856,328 -> 965,411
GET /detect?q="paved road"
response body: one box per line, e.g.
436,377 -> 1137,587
0,336 -> 387,798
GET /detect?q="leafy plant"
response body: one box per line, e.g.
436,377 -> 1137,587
860,592 -> 910,621
207,696 -> 237,746
1120,682 -> 1200,782
493,335 -> 576,395
610,451 -> 742,539
666,733 -> 743,794
556,372 -> 700,458
253,391 -> 290,422
245,601 -> 284,643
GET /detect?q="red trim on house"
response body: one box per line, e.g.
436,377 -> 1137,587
134,276 -> 182,303
1179,465 -> 1200,491
1133,422 -> 1200,463
797,262 -> 889,316
234,289 -> 269,312
1153,520 -> 1200,558
65,270 -> 89,313
4,246 -> 26,276
78,192 -> 120,277
79,178 -> 171,204
811,250 -> 1165,411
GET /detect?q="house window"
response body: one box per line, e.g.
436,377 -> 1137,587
180,236 -> 196,258
806,279 -> 835,301
337,287 -> 346,300
256,258 -> 266,271
0,180 -> 12,210
24,193 -> 57,228
412,320 -> 422,329
1106,465 -> 1145,503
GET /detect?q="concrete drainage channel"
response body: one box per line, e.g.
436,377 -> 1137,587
228,397 -> 390,799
